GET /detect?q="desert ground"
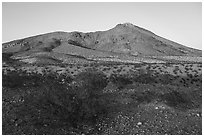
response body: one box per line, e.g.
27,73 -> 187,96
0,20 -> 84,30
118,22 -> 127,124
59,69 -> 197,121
2,61 -> 202,135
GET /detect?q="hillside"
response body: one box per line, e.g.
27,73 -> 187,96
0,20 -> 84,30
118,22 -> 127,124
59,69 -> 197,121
2,23 -> 202,65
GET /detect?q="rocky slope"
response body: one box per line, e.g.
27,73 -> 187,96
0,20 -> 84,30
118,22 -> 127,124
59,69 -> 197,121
2,23 -> 202,64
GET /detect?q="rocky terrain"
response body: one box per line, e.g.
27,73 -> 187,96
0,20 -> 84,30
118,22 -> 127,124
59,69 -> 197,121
2,23 -> 201,65
2,23 -> 202,135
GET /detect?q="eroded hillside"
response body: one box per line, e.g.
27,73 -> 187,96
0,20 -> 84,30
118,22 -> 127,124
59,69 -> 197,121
2,23 -> 202,66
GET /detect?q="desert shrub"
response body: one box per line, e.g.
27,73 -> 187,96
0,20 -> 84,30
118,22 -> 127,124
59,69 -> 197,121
57,74 -> 73,83
74,70 -> 108,93
35,41 -> 43,47
156,74 -> 175,84
109,74 -> 133,89
58,71 -> 109,127
10,71 -> 110,134
43,47 -> 53,52
2,53 -> 17,64
131,90 -> 156,104
160,90 -> 193,110
14,78 -> 72,133
2,53 -> 13,60
53,38 -> 61,46
2,70 -> 42,88
133,73 -> 156,84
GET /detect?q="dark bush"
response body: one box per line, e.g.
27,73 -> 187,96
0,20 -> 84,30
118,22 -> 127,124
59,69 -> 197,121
156,74 -> 175,84
11,71 -> 110,134
53,38 -> 61,46
160,90 -> 192,110
110,74 -> 133,89
74,70 -> 108,92
131,90 -> 156,104
2,53 -> 16,64
2,71 -> 42,88
133,73 -> 156,84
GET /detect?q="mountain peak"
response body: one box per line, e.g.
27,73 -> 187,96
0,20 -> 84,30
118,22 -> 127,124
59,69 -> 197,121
116,23 -> 135,28
113,23 -> 155,36
123,22 -> 135,26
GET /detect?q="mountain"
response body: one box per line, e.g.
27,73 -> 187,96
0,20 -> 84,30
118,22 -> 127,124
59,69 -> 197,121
2,23 -> 202,64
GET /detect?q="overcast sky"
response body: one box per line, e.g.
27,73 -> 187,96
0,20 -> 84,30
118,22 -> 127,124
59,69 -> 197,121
2,2 -> 202,50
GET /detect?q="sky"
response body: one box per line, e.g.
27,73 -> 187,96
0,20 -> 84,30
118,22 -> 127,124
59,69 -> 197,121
2,2 -> 202,50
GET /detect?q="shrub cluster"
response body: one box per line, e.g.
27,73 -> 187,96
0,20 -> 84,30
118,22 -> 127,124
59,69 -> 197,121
2,70 -> 43,88
110,74 -> 133,89
4,70 -> 110,134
